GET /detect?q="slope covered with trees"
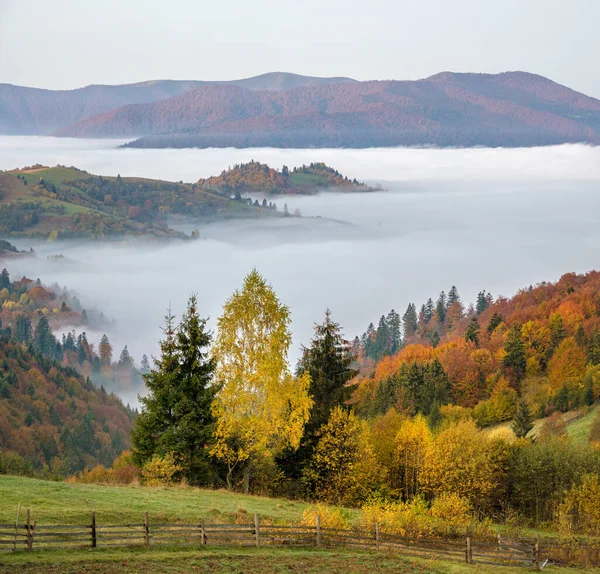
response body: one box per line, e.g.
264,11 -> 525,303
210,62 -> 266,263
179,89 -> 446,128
198,161 -> 378,196
52,72 -> 600,148
0,73 -> 355,135
0,165 -> 273,240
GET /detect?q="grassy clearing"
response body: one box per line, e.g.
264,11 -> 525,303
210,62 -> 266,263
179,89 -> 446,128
0,545 -> 589,574
288,173 -> 326,187
567,403 -> 600,446
0,475 -> 322,526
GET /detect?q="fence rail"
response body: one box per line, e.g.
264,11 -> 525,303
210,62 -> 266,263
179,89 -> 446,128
1,509 -> 598,569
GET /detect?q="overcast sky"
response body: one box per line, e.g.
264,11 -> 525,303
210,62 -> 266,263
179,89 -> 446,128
1,0 -> 598,98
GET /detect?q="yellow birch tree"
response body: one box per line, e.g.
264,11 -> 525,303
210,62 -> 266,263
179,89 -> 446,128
211,270 -> 312,492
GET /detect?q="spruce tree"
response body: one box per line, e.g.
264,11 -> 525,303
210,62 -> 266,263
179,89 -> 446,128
476,291 -> 489,314
0,268 -> 10,291
447,286 -> 460,306
424,298 -> 434,322
386,309 -> 401,354
436,292 -> 447,323
503,324 -> 526,387
487,311 -> 503,335
465,317 -> 480,346
512,399 -> 534,438
131,297 -> 217,485
403,303 -> 418,340
280,310 -> 357,479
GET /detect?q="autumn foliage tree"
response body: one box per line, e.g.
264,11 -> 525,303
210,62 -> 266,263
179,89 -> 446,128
211,270 -> 312,493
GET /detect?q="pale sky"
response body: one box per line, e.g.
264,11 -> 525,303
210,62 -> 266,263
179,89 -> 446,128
1,0 -> 599,98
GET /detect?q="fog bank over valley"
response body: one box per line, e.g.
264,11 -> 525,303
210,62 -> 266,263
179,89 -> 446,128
2,138 -> 600,404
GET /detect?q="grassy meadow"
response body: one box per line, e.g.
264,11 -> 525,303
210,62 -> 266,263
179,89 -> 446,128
0,475 -> 323,526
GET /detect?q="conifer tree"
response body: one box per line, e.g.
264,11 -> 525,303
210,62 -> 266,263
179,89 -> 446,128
487,311 -> 503,335
280,310 -> 358,477
476,291 -> 489,314
447,286 -> 460,307
140,354 -> 150,374
465,317 -> 480,346
132,297 -> 217,485
0,268 -> 10,291
99,334 -> 113,366
503,324 -> 526,387
386,309 -> 401,354
403,303 -> 418,339
512,399 -> 534,439
424,298 -> 435,322
436,292 -> 447,323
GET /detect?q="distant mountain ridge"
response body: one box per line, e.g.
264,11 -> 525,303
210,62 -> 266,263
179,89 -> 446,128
2,71 -> 600,147
0,72 -> 356,135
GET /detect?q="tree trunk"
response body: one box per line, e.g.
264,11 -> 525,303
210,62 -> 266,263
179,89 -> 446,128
242,459 -> 253,494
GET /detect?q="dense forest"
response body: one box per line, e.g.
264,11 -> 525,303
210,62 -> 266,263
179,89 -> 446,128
64,269 -> 600,538
0,267 -> 149,476
198,161 -> 377,196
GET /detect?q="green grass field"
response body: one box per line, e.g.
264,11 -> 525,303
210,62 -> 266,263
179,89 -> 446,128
0,545 -> 591,573
0,475 -> 321,526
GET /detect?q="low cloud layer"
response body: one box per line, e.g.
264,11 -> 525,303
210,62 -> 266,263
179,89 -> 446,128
3,138 -> 600,404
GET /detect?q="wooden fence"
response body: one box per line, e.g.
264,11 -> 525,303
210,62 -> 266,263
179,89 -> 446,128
1,510 -> 598,569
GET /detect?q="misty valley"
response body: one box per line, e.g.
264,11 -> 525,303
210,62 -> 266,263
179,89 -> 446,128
2,137 -> 600,563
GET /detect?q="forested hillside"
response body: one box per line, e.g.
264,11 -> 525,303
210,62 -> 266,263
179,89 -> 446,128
54,72 -> 600,148
352,271 -> 600,426
198,161 -> 378,196
0,165 -> 272,240
0,73 -> 355,135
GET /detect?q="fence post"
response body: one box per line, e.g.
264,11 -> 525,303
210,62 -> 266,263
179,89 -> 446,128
316,515 -> 321,548
254,513 -> 260,548
534,534 -> 540,571
200,519 -> 206,545
26,509 -> 32,551
375,522 -> 380,551
465,536 -> 472,564
144,512 -> 149,546
91,512 -> 97,548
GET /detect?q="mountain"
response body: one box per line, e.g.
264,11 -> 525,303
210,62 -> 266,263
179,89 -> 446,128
53,71 -> 600,148
0,73 -> 355,135
0,166 -> 275,240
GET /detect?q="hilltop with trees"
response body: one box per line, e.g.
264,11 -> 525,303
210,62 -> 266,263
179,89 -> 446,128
0,165 -> 276,240
198,161 -> 379,196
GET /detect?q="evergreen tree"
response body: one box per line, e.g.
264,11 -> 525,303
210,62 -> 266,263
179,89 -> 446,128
402,303 -> 418,340
282,310 -> 358,478
424,298 -> 434,322
33,316 -> 57,358
0,268 -> 10,291
99,334 -> 113,366
118,345 -> 133,369
503,324 -> 526,387
374,315 -> 391,358
428,401 -> 442,430
476,291 -> 489,314
430,331 -> 440,348
140,354 -> 150,374
386,309 -> 401,354
487,311 -> 503,335
447,286 -> 460,307
362,322 -> 376,359
436,292 -> 447,323
81,309 -> 89,325
465,317 -> 480,346
15,314 -> 32,343
512,400 -> 534,439
132,297 -> 217,485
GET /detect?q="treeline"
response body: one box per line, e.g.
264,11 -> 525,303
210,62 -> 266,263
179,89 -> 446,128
78,270 -> 600,535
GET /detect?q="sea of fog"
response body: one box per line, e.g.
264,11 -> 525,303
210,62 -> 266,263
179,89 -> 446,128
1,137 -> 600,403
